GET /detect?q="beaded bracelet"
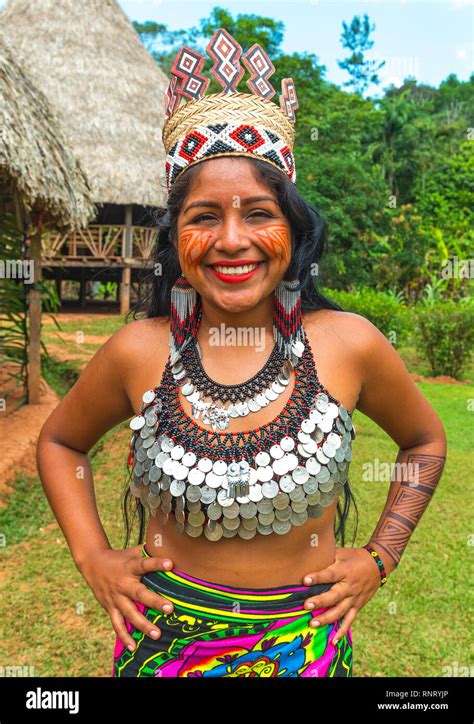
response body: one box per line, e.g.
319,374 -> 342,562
363,544 -> 388,587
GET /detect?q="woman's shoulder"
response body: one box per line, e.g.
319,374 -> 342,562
99,315 -> 171,368
302,307 -> 382,351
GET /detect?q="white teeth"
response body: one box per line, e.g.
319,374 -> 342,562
212,263 -> 258,275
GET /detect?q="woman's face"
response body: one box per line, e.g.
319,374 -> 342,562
175,157 -> 292,315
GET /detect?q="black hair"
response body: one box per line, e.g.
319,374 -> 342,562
122,156 -> 359,550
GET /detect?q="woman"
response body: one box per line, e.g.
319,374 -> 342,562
36,31 -> 446,678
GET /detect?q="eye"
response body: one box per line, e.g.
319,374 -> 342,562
191,213 -> 218,223
248,209 -> 274,220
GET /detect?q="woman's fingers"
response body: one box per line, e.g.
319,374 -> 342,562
134,582 -> 174,614
303,582 -> 346,611
119,598 -> 163,642
110,606 -> 137,652
303,564 -> 340,586
330,607 -> 357,646
134,554 -> 174,576
308,599 -> 353,628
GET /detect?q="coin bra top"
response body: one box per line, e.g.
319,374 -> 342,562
127,320 -> 356,541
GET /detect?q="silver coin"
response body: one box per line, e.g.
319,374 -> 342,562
187,467 -> 205,485
289,486 -> 305,502
279,474 -> 295,493
257,499 -> 274,514
186,485 -> 201,502
327,458 -> 337,474
297,430 -> 311,444
298,443 -> 312,460
326,402 -> 339,419
344,447 -> 352,462
286,453 -> 299,471
335,447 -> 346,463
206,471 -> 226,489
309,409 -> 323,424
163,457 -> 176,476
207,502 -> 222,520
228,404 -> 240,418
257,522 -> 273,535
272,457 -> 288,476
307,504 -> 324,519
182,451 -> 197,467
170,444 -> 185,460
256,393 -> 270,407
222,527 -> 238,538
238,525 -> 257,540
307,490 -> 321,505
145,411 -> 158,427
257,465 -> 273,482
148,466 -> 162,483
316,448 -> 330,465
302,439 -> 318,455
142,458 -> 152,472
262,480 -> 279,498
270,444 -> 284,460
239,460 -> 250,473
188,510 -> 205,526
344,416 -> 353,431
271,381 -> 285,394
336,418 -> 346,435
280,436 -> 295,452
273,493 -> 290,510
239,502 -> 257,519
142,435 -> 155,449
171,361 -> 183,374
187,500 -> 202,513
248,398 -> 261,413
181,382 -> 194,396
200,485 -> 217,504
292,466 -> 309,485
320,492 -> 336,507
175,463 -> 190,481
322,441 -> 336,458
170,479 -> 186,497
316,398 -> 328,413
140,425 -> 154,439
136,448 -> 147,463
134,462 -> 144,477
319,480 -> 335,493
222,501 -> 240,519
237,402 -> 250,416
204,521 -> 223,541
248,484 -> 264,502
275,506 -> 291,521
327,432 -> 342,449
222,515 -> 240,531
241,516 -> 258,530
185,523 -> 203,537
291,499 -> 308,513
130,415 -> 145,431
142,390 -> 156,405
187,390 -> 200,404
316,466 -> 330,483
174,369 -> 186,381
339,405 -> 348,421
258,511 -> 275,525
198,457 -> 213,473
301,418 -> 316,434
272,519 -> 291,535
255,451 -> 271,467
147,442 -> 161,459
306,457 -> 321,476
265,388 -> 278,402
303,477 -> 318,494
161,436 -> 174,452
213,459 -> 228,475
290,510 -> 308,526
217,489 -> 234,507
319,416 -> 334,433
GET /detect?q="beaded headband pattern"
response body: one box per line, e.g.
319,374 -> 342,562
162,28 -> 299,191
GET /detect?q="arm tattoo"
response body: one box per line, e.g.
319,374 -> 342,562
369,454 -> 446,569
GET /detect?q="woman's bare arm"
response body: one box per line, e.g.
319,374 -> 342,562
354,315 -> 448,576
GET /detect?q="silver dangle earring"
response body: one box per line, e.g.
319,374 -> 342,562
273,278 -> 305,363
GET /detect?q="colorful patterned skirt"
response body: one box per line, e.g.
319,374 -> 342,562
112,543 -> 353,678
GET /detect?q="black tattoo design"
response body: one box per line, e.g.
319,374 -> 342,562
369,454 -> 446,568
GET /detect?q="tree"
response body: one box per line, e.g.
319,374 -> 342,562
338,14 -> 385,95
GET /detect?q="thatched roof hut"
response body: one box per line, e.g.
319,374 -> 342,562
0,31 -> 95,229
0,0 -> 169,208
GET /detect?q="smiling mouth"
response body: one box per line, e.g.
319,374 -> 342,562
205,260 -> 265,283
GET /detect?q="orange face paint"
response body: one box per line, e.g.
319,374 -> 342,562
253,224 -> 291,268
178,229 -> 214,274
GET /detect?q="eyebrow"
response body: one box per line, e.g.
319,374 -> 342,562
183,196 -> 277,214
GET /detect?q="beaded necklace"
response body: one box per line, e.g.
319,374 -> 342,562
128,321 -> 355,541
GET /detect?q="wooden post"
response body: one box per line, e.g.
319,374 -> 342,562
79,272 -> 86,308
120,204 -> 133,314
27,213 -> 43,404
55,270 -> 62,304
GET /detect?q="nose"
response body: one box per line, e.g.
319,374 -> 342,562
213,216 -> 251,254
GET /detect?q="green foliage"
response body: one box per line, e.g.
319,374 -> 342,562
337,14 -> 385,94
415,300 -> 474,378
325,286 -> 410,342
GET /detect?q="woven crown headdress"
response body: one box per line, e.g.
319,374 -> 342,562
162,28 -> 299,191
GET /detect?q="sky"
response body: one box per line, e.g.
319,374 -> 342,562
0,0 -> 472,92
116,0 -> 474,93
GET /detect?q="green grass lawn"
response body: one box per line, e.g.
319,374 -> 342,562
0,313 -> 472,676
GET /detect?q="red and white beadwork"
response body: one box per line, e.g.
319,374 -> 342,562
165,122 -> 296,190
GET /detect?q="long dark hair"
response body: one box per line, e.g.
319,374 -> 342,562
122,156 -> 359,549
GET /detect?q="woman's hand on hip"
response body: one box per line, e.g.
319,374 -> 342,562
302,547 -> 383,644
78,545 -> 175,652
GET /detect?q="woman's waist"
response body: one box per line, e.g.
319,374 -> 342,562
145,513 -> 337,588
